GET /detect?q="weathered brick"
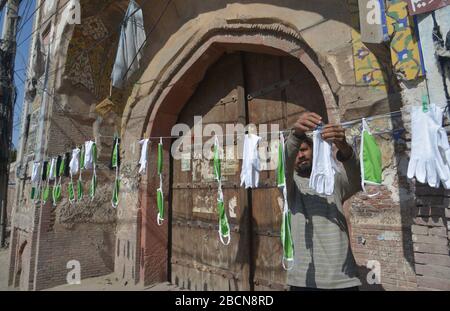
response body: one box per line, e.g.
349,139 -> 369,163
415,264 -> 450,280
412,234 -> 448,245
413,242 -> 449,255
416,276 -> 450,291
411,225 -> 428,235
414,253 -> 450,267
428,226 -> 448,237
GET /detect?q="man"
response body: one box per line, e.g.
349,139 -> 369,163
285,111 -> 362,291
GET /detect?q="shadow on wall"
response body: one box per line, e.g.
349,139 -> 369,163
388,81 -> 418,280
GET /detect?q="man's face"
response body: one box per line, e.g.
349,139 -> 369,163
295,142 -> 313,175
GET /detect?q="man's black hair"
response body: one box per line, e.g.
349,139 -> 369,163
294,132 -> 313,147
301,135 -> 313,147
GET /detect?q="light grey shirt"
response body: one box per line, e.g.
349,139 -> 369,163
285,132 -> 362,289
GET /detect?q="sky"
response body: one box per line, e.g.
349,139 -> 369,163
0,0 -> 36,150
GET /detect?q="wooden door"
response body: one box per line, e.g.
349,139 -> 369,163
244,53 -> 327,291
170,51 -> 326,291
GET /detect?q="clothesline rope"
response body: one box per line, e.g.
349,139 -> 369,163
98,109 -> 405,140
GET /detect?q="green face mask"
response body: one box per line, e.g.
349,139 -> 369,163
53,156 -> 65,207
111,138 -> 120,208
157,140 -> 163,174
112,178 -> 120,208
77,179 -> 83,201
31,187 -> 36,200
59,157 -> 65,177
46,161 -> 51,180
281,210 -> 294,267
41,161 -> 52,204
156,138 -> 164,225
111,138 -> 119,169
89,143 -> 98,201
213,136 -> 230,246
360,119 -> 382,192
278,132 -> 294,270
68,181 -> 75,203
78,145 -> 85,201
52,185 -> 61,206
277,137 -> 286,187
42,186 -> 50,204
157,188 -> 164,223
89,173 -> 97,201
80,144 -> 85,170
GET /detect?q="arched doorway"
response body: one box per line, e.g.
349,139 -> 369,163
170,51 -> 327,290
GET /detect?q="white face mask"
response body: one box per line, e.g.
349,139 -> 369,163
309,130 -> 338,196
49,157 -> 57,181
138,139 -> 149,174
240,134 -> 262,189
84,141 -> 95,169
31,162 -> 41,184
69,148 -> 81,176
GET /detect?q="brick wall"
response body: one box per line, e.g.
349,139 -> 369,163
9,161 -> 117,290
29,166 -> 117,290
411,184 -> 450,291
348,183 -> 418,290
345,114 -> 450,291
350,223 -> 417,290
345,117 -> 419,291
33,207 -> 116,290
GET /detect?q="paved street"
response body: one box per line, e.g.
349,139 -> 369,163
0,248 -> 13,291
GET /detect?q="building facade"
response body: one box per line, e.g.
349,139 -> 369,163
8,0 -> 450,291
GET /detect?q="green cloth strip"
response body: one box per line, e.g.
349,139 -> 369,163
214,136 -> 230,245
278,132 -> 294,270
111,138 -> 120,208
31,187 -> 35,200
68,181 -> 75,203
77,179 -> 83,201
42,185 -> 50,204
89,142 -> 97,201
157,188 -> 164,223
156,139 -> 164,224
